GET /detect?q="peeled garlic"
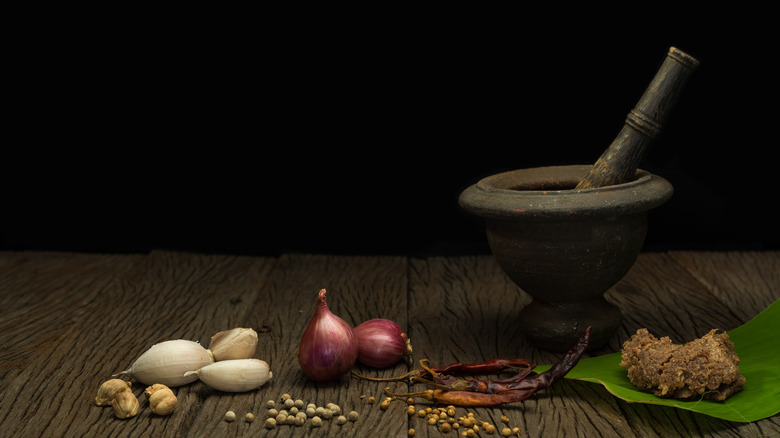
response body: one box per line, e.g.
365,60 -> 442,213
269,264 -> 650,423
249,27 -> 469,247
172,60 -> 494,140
184,359 -> 272,392
115,339 -> 214,387
145,383 -> 177,415
112,391 -> 139,419
95,378 -> 132,406
208,327 -> 258,361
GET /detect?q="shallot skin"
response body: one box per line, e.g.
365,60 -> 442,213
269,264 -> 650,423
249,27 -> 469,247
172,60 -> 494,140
298,289 -> 359,382
354,318 -> 410,368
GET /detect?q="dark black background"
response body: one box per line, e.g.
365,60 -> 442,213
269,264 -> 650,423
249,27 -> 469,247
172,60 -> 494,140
3,16 -> 777,257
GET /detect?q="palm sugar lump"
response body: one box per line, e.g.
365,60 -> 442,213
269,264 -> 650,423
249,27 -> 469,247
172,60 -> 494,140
619,328 -> 745,401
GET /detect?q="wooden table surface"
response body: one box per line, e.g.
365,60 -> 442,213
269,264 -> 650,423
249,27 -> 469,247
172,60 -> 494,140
1,250 -> 778,437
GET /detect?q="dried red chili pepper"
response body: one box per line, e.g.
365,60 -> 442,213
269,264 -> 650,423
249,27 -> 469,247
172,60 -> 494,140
352,357 -> 533,384
384,387 -> 537,407
420,358 -> 533,377
424,364 -> 537,393
387,326 -> 591,406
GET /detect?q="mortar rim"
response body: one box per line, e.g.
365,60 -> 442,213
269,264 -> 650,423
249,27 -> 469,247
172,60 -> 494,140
458,164 -> 673,219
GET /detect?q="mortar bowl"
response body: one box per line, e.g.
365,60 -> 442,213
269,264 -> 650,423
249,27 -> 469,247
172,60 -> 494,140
459,165 -> 673,351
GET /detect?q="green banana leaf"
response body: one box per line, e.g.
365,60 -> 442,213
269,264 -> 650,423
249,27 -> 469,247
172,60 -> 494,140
538,298 -> 780,422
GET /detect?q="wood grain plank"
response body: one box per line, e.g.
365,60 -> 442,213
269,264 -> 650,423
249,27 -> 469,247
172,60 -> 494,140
669,250 -> 780,321
0,251 -> 276,437
1,251 -> 777,437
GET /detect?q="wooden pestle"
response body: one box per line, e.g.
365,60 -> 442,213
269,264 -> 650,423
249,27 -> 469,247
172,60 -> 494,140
575,47 -> 700,189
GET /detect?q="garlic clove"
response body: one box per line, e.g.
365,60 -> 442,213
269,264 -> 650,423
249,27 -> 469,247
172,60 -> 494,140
116,339 -> 215,387
208,327 -> 258,361
184,359 -> 272,392
145,383 -> 178,415
95,378 -> 132,406
112,391 -> 139,419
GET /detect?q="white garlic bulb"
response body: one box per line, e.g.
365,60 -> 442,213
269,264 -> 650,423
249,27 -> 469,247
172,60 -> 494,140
184,359 -> 272,392
208,327 -> 258,361
116,339 -> 215,387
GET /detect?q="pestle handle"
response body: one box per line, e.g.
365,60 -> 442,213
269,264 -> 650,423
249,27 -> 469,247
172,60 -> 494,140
575,47 -> 700,189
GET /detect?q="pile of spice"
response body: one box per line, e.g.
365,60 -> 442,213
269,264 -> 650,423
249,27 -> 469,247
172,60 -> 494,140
259,393 -> 359,429
398,397 -> 524,437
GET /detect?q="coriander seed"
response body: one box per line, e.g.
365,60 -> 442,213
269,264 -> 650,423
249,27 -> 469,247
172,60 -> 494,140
264,418 -> 276,429
348,410 -> 359,421
224,411 -> 236,422
311,416 -> 323,427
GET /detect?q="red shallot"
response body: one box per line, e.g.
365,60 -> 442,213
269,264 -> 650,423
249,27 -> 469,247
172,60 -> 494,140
354,318 -> 413,368
298,289 -> 359,382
